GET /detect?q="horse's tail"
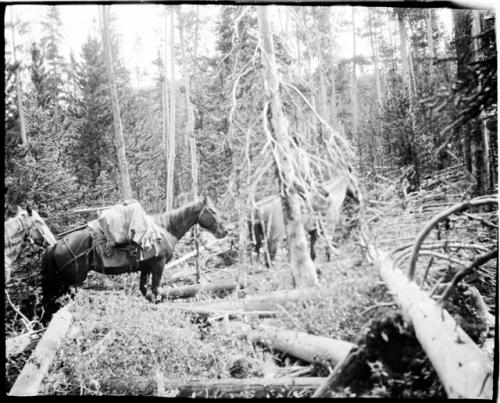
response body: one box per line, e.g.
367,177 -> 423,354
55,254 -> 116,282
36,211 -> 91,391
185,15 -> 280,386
41,244 -> 60,323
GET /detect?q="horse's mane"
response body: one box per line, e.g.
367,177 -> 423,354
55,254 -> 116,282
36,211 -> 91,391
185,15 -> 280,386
152,200 -> 202,232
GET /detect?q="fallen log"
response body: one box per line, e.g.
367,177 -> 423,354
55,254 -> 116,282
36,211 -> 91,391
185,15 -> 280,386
100,376 -> 328,397
194,288 -> 318,312
371,247 -> 493,399
6,329 -> 45,359
228,321 -> 354,368
160,279 -> 239,301
9,304 -> 73,396
167,305 -> 278,319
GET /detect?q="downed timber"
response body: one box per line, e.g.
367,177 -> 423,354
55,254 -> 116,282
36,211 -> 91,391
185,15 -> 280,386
160,279 -> 239,301
168,305 -> 278,319
100,376 -> 328,397
407,196 -> 498,280
371,247 -> 493,399
228,321 -> 354,368
190,288 -> 318,312
9,304 -> 73,396
6,329 -> 45,359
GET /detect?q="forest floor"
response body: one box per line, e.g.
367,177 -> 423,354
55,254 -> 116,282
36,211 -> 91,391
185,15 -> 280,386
5,167 -> 497,397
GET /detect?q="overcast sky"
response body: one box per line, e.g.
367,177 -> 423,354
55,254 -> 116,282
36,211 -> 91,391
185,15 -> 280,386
6,4 -> 456,89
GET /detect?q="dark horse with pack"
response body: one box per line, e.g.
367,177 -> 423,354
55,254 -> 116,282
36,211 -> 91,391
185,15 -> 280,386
41,196 -> 226,319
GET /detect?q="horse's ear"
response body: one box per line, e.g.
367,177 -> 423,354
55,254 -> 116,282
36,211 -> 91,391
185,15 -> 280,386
26,203 -> 33,216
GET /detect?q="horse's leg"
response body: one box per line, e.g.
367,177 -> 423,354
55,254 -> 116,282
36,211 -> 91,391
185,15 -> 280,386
266,240 -> 277,267
151,260 -> 164,303
309,229 -> 318,261
139,269 -> 150,298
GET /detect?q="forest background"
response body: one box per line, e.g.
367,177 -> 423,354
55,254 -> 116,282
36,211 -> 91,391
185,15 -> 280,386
4,3 -> 497,242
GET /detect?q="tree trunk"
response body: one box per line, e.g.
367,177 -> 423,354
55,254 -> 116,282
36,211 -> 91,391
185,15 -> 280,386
426,9 -> 435,81
368,9 -> 383,108
100,5 -> 132,200
454,9 -> 487,197
165,6 -> 176,210
186,287 -> 317,312
9,8 -> 27,145
9,305 -> 73,396
229,321 -> 354,368
328,9 -> 339,128
100,376 -> 327,397
351,7 -> 361,168
371,247 -> 493,399
160,279 -> 239,300
257,6 -> 318,288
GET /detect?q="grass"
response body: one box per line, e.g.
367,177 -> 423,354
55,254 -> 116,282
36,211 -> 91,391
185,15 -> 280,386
8,176 -> 495,397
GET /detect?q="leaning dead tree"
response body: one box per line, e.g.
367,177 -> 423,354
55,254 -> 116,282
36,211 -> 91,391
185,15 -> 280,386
256,6 -> 356,287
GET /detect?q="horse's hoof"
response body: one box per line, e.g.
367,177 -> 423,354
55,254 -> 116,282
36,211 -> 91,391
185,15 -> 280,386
145,290 -> 154,302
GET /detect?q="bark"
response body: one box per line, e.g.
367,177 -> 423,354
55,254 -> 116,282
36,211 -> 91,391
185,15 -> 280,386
229,321 -> 355,368
100,376 -> 327,397
159,279 -> 239,300
371,247 -> 493,399
9,8 -> 27,145
165,6 -> 177,210
100,6 -> 132,200
9,304 -> 73,396
257,6 -> 318,288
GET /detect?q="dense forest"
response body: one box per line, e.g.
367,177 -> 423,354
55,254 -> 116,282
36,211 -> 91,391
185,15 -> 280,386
4,3 -> 497,398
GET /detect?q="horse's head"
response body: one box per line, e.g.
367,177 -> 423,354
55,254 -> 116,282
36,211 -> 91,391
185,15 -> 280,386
197,196 -> 227,239
26,208 -> 57,248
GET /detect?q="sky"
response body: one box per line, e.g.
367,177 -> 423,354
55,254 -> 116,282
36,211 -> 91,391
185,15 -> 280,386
6,4 -> 455,89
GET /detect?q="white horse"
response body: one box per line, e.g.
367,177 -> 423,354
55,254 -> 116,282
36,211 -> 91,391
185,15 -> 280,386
5,206 -> 56,284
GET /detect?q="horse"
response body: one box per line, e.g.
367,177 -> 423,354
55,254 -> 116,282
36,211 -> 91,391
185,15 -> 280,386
4,206 -> 56,284
41,196 -> 226,319
248,175 -> 360,267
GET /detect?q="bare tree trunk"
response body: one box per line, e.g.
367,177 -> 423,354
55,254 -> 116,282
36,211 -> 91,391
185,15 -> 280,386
178,8 -> 197,199
257,6 -> 319,288
426,9 -> 435,81
9,8 -> 27,145
100,5 -> 132,200
165,6 -> 176,210
315,16 -> 328,137
328,13 -> 339,128
351,7 -> 361,168
471,11 -> 489,196
368,9 -> 382,108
